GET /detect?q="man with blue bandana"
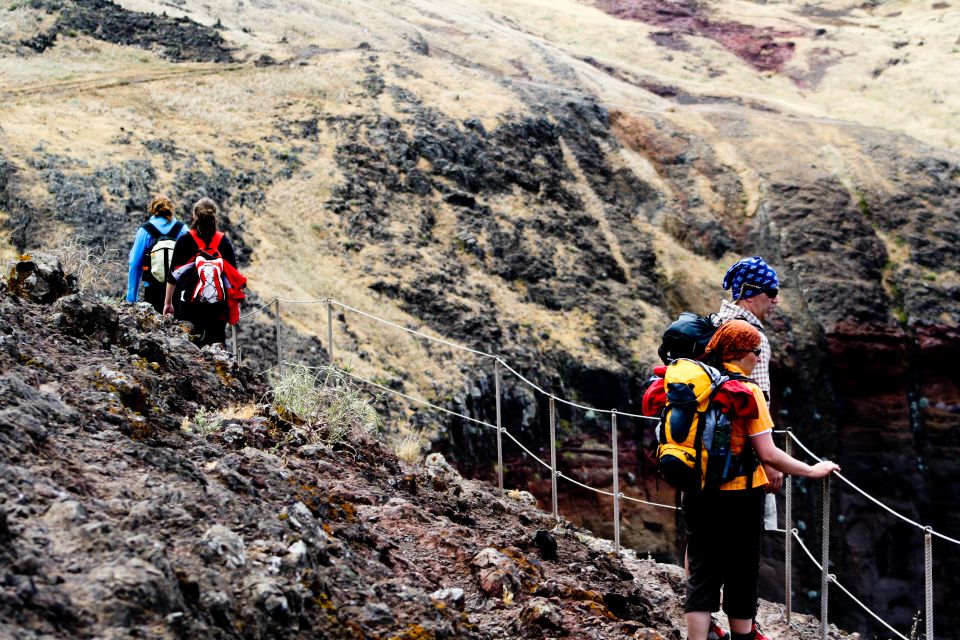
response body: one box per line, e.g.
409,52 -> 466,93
717,256 -> 780,399
706,256 -> 783,640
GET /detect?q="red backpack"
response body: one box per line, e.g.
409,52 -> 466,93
189,230 -> 225,304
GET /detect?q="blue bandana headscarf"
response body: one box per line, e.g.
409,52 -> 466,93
722,256 -> 779,300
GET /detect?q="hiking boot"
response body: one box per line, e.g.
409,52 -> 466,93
751,621 -> 770,640
707,617 -> 730,640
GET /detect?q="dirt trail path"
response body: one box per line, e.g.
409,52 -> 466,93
0,63 -> 247,101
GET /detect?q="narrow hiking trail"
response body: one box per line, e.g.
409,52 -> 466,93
0,64 -> 246,100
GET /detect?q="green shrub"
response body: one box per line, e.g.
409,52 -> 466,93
181,407 -> 223,438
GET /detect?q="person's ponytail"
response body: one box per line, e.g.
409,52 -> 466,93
191,197 -> 219,243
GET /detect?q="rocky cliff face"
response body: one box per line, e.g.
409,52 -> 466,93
1,0 -> 958,636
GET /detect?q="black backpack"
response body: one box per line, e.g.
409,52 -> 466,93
657,312 -> 719,364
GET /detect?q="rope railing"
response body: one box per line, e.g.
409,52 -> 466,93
235,295 -> 947,639
239,296 -> 658,422
329,298 -> 499,359
289,359 -> 675,512
239,299 -> 277,321
497,358 -> 656,421
787,431 -> 960,546
289,362 -> 502,432
791,529 -> 909,640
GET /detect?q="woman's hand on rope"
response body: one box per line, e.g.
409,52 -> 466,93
809,460 -> 840,478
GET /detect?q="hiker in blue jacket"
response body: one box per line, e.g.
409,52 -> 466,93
126,196 -> 187,313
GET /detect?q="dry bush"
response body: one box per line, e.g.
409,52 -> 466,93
220,403 -> 260,421
267,364 -> 381,447
48,236 -> 125,294
392,432 -> 425,463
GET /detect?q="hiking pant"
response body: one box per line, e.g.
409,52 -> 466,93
683,487 -> 764,619
143,281 -> 165,314
176,300 -> 228,347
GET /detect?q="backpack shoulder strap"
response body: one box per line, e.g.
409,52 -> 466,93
189,229 -> 223,253
207,231 -> 225,253
169,221 -> 185,237
189,228 -> 201,247
724,370 -> 758,386
142,222 -> 161,239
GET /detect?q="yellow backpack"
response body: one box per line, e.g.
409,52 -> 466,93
656,359 -> 755,491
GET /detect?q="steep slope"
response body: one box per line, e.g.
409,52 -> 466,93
0,257 -> 858,639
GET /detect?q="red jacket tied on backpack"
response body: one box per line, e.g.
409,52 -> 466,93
169,230 -> 246,325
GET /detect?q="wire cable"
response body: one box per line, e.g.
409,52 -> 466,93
315,362 -> 678,511
275,297 -> 330,304
791,529 -> 908,640
252,299 -> 960,548
500,428 -> 552,473
319,365 -> 500,432
262,297 -> 658,421
330,299 -> 497,359
787,432 -> 960,546
239,298 -> 278,321
497,358 -> 658,422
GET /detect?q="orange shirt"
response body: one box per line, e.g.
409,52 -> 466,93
719,363 -> 770,491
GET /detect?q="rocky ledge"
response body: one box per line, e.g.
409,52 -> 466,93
0,257 -> 854,639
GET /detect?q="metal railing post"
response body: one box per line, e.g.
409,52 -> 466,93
612,410 -> 620,553
326,298 -> 334,362
549,395 -> 558,520
274,299 -> 282,370
820,475 -> 831,640
231,324 -> 238,360
925,527 -> 934,640
785,429 -> 793,622
495,359 -> 504,491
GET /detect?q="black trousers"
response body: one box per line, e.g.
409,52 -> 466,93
683,487 -> 765,619
143,280 -> 165,314
176,299 -> 228,346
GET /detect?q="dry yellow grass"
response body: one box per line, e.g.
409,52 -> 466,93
220,403 -> 260,421
391,431 -> 426,463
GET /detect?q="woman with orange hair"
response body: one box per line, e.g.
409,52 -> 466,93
126,196 -> 187,313
683,319 -> 840,640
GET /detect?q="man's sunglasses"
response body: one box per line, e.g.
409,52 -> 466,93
739,283 -> 779,299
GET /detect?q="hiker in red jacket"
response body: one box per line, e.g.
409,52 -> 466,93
162,197 -> 245,347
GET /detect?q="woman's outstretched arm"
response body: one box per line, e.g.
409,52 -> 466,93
751,432 -> 840,478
